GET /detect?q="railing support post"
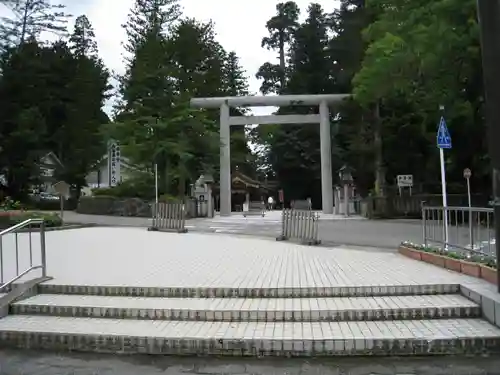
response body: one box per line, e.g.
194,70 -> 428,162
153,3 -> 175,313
40,221 -> 47,278
421,202 -> 427,248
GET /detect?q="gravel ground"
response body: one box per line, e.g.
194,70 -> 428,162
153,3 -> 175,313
1,350 -> 500,375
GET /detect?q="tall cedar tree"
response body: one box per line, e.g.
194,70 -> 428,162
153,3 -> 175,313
0,0 -> 70,49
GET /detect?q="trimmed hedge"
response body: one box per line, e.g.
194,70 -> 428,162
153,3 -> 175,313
0,211 -> 62,229
25,197 -> 78,211
76,196 -> 152,217
76,194 -> 186,217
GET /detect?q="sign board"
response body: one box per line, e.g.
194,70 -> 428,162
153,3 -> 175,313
463,168 -> 472,179
437,116 -> 452,149
109,141 -> 121,186
278,189 -> 284,203
52,181 -> 70,198
397,175 -> 413,187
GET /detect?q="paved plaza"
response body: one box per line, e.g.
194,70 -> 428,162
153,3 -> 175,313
62,210 -> 423,249
0,227 -> 499,359
0,226 -> 489,287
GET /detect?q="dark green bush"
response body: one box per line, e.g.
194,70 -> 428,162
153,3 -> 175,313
92,173 -> 156,199
76,195 -> 118,215
158,194 -> 181,203
92,188 -> 116,197
24,197 -> 78,211
0,211 -> 62,229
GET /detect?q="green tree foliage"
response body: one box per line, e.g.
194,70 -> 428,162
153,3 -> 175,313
0,12 -> 109,199
256,1 -> 300,94
0,0 -> 70,48
253,2 -> 340,203
352,0 -> 487,194
252,0 -> 490,202
223,51 -> 255,177
112,1 -> 251,196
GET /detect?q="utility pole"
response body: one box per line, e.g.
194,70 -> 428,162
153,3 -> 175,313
477,0 -> 500,292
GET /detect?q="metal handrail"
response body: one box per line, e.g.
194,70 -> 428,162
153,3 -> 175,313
0,218 -> 47,292
422,205 -> 495,259
423,205 -> 493,213
0,218 -> 44,236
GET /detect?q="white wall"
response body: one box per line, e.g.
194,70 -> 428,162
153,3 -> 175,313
85,160 -> 136,188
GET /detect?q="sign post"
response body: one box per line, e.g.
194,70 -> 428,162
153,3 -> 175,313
52,181 -> 70,223
154,163 -> 158,204
463,168 -> 473,249
437,116 -> 452,249
278,189 -> 284,209
397,175 -> 413,196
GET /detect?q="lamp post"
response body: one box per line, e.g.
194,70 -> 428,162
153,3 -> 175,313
339,165 -> 353,217
477,0 -> 500,291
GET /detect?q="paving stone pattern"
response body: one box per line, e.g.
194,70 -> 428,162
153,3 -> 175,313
4,227 -> 485,289
0,315 -> 500,356
1,228 -> 500,357
11,294 -> 480,321
38,283 -> 462,298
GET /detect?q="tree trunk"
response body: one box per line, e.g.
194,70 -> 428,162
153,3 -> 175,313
20,1 -> 30,45
373,101 -> 385,196
164,160 -> 169,196
279,32 -> 286,90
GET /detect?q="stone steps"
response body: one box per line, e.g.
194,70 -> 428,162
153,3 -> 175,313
10,294 -> 481,322
38,283 -> 460,298
0,315 -> 499,356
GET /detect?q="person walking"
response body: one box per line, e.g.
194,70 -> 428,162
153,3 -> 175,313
267,196 -> 274,211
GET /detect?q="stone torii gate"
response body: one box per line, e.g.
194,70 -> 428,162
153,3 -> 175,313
190,94 -> 349,216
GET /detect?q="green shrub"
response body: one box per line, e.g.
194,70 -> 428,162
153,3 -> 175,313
92,188 -> 116,197
0,211 -> 62,229
91,173 -> 156,199
158,194 -> 181,203
76,195 -> 118,215
0,197 -> 22,211
24,197 -> 78,211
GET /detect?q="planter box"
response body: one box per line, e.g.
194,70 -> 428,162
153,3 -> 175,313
398,244 -> 498,285
460,261 -> 481,278
421,252 -> 446,267
480,265 -> 498,285
398,246 -> 422,261
444,257 -> 462,273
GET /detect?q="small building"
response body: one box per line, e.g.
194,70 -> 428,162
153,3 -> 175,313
212,170 -> 272,212
85,142 -> 142,189
85,154 -> 140,188
37,151 -> 64,194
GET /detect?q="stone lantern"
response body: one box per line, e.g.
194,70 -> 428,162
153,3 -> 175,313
338,165 -> 354,217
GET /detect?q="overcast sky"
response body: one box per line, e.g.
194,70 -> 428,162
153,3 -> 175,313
2,0 -> 339,115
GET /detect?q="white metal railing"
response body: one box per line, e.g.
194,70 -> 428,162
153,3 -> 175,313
0,218 -> 47,292
277,209 -> 320,245
150,202 -> 187,233
422,205 -> 495,259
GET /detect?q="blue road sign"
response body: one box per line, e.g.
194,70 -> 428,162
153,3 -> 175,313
437,116 -> 452,149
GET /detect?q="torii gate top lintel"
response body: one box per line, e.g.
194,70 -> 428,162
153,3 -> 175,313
190,94 -> 350,109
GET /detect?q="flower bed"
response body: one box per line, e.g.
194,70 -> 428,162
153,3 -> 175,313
399,241 -> 497,285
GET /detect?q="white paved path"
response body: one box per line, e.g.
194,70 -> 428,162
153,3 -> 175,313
1,227 -> 500,357
0,227 -> 493,290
